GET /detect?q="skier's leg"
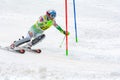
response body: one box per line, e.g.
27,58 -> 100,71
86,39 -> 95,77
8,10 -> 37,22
22,26 -> 45,48
23,34 -> 45,49
31,34 -> 45,46
10,31 -> 33,49
14,37 -> 30,47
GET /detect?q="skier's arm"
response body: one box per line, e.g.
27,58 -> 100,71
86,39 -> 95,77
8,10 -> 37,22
56,25 -> 70,35
53,21 -> 70,35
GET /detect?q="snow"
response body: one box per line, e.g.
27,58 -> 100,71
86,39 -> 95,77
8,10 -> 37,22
0,0 -> 120,80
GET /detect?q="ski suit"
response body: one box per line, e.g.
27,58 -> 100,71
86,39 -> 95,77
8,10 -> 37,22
27,15 -> 65,39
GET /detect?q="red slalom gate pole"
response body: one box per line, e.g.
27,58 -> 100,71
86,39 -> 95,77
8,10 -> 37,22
65,0 -> 69,56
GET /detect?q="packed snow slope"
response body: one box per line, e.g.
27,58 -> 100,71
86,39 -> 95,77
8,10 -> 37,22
0,0 -> 120,80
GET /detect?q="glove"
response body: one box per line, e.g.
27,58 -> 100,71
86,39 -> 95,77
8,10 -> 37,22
63,31 -> 70,36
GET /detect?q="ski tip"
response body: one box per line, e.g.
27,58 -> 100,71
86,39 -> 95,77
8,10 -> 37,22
19,49 -> 25,54
35,49 -> 41,53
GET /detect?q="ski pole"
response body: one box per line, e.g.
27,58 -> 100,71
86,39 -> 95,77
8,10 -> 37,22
59,36 -> 65,48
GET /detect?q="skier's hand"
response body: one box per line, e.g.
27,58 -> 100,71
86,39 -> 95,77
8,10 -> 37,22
63,31 -> 70,36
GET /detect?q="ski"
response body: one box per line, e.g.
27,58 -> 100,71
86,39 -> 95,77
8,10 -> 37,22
0,46 -> 25,54
23,48 -> 41,53
0,45 -> 41,54
29,49 -> 41,53
14,49 -> 25,54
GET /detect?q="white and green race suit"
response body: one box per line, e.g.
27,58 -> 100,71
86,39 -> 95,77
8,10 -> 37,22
29,15 -> 65,38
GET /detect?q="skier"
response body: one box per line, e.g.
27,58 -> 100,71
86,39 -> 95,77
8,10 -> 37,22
10,10 -> 70,49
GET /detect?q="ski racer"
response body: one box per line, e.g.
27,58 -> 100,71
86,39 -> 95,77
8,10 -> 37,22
10,10 -> 70,49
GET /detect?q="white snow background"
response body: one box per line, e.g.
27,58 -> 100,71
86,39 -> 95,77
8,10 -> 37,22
0,0 -> 120,80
